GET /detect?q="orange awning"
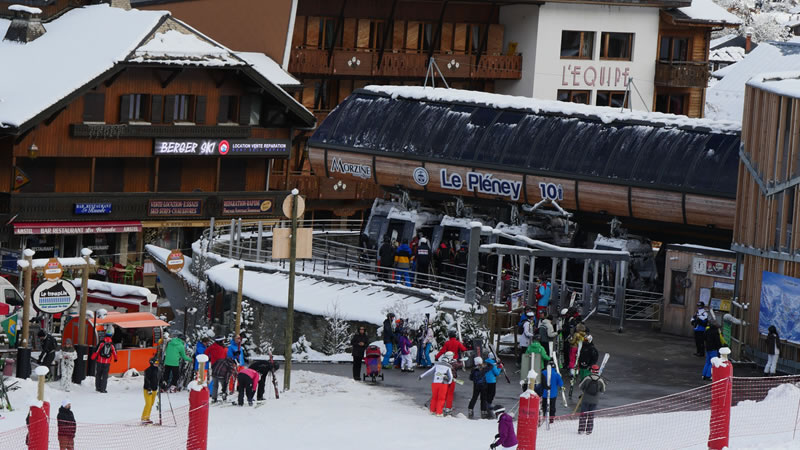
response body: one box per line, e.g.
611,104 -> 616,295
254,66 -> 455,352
95,312 -> 169,329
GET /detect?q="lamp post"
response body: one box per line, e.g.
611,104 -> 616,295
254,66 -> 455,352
16,248 -> 34,378
283,189 -> 299,391
73,248 -> 92,384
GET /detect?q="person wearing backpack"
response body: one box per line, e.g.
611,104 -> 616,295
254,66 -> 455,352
467,356 -> 489,419
578,364 -> 606,434
578,334 -> 599,381
90,329 -> 118,393
518,315 -> 535,357
538,314 -> 557,348
164,332 -> 192,392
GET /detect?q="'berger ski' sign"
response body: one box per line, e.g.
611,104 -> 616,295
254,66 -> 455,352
330,157 -> 371,179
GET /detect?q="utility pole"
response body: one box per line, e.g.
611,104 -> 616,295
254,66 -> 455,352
17,248 -> 34,378
234,261 -> 244,337
284,189 -> 299,391
74,248 -> 92,383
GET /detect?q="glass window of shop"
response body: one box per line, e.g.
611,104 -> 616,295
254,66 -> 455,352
82,233 -> 119,266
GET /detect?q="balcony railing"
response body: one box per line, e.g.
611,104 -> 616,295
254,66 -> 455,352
289,47 -> 522,80
654,61 -> 710,88
268,172 -> 381,201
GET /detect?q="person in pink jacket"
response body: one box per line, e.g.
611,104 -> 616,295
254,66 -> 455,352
237,366 -> 260,406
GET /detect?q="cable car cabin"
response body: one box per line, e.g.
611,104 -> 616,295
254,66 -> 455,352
62,312 -> 168,375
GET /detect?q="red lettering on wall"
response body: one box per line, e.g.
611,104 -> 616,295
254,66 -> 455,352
584,66 -> 597,87
571,65 -> 581,86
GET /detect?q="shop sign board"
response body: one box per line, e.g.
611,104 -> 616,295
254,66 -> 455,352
33,280 -> 77,314
148,200 -> 203,217
167,250 -> 185,273
74,203 -> 112,215
44,258 -> 63,281
692,257 -> 735,279
222,199 -> 274,216
439,168 -> 522,201
154,139 -> 290,157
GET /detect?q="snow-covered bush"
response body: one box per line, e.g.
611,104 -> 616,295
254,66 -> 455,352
455,304 -> 489,348
322,301 -> 351,355
712,0 -> 791,42
292,335 -> 310,354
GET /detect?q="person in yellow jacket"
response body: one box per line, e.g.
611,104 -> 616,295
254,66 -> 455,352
394,239 -> 412,287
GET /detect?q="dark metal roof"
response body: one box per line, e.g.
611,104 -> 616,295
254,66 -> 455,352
309,89 -> 741,198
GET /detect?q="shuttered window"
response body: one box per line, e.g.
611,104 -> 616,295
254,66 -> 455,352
83,93 -> 105,123
218,95 -> 239,123
119,94 -> 151,123
195,95 -> 207,124
151,95 -> 163,124
163,95 -> 196,123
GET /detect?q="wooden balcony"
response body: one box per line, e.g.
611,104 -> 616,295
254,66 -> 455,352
289,47 -> 522,80
654,61 -> 710,89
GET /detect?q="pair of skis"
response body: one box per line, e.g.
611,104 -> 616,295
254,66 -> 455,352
269,351 -> 280,400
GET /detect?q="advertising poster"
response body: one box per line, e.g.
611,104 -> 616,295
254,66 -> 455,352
760,271 -> 800,344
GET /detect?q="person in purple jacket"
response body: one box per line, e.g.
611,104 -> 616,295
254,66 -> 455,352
490,404 -> 518,449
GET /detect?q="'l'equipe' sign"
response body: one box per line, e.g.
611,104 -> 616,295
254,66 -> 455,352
154,139 -> 290,157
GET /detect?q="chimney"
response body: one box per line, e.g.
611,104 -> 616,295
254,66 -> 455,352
745,28 -> 753,54
109,0 -> 131,10
3,4 -> 46,44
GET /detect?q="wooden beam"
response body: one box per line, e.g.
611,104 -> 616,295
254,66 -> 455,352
90,157 -> 96,193
104,68 -> 126,88
214,71 -> 230,89
160,69 -> 183,89
473,2 -> 494,67
43,106 -> 67,126
376,0 -> 399,69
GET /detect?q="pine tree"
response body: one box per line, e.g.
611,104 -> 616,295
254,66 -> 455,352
322,301 -> 351,355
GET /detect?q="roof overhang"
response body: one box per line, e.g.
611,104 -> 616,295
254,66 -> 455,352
661,7 -> 741,28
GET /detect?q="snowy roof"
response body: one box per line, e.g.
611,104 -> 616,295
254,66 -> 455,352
748,71 -> 800,99
0,4 -> 314,132
669,0 -> 742,26
7,4 -> 42,14
710,46 -> 746,63
711,33 -> 739,49
666,243 -> 736,256
364,85 -> 740,133
706,41 -> 800,122
236,51 -> 301,87
71,279 -> 152,299
0,5 -> 166,129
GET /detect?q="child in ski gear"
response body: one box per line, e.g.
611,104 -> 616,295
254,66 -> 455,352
490,404 -> 518,450
702,323 -> 722,380
351,326 -> 370,380
249,359 -> 279,401
211,358 -> 237,402
419,355 -> 454,416
578,364 -> 606,434
578,334 -> 599,381
484,355 -> 503,406
765,325 -> 781,375
142,358 -> 159,423
394,238 -> 413,286
164,333 -> 191,391
90,329 -> 118,393
227,335 -> 246,366
535,363 -> 563,424
397,331 -> 414,372
393,318 -> 406,368
419,324 -> 435,368
57,399 -> 76,450
237,366 -> 260,406
468,356 -> 489,419
692,303 -> 709,357
382,313 -> 395,368
59,340 -> 77,392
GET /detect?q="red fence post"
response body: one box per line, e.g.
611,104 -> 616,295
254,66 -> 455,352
27,401 -> 49,450
708,347 -> 733,450
188,354 -> 210,450
517,388 -> 540,450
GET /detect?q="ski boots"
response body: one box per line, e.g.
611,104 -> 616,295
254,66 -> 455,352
443,408 -> 452,416
468,410 -> 474,419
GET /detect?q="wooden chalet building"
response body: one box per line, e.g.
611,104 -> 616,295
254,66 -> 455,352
0,1 -> 315,270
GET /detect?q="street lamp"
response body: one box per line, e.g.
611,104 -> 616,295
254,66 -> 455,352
28,143 -> 39,159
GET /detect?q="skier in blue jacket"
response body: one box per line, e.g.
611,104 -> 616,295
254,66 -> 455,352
227,335 -> 246,365
535,363 -> 564,424
484,355 -> 503,406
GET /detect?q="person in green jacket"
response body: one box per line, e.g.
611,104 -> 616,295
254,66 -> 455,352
522,339 -> 551,391
164,332 -> 191,392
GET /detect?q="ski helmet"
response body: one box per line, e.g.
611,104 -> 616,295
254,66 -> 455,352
585,334 -> 593,343
474,356 -> 483,366
591,364 -> 600,374
448,330 -> 457,338
444,351 -> 455,360
492,404 -> 505,418
560,308 -> 568,316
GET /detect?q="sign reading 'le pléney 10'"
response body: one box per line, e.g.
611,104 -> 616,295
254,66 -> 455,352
33,280 -> 77,314
439,168 -> 522,201
154,139 -> 290,157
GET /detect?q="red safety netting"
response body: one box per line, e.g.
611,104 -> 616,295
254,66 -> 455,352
730,375 -> 800,441
0,403 -> 196,449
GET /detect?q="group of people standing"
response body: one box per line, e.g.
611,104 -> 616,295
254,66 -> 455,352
377,235 -> 434,287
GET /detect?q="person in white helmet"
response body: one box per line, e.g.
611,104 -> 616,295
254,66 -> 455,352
419,353 -> 454,417
467,356 -> 489,419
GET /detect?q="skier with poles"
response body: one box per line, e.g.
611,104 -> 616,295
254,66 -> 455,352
489,404 -> 518,449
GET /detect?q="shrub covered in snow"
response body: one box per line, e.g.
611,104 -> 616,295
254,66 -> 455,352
322,301 -> 351,356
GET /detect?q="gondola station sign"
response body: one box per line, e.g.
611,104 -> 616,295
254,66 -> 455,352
33,280 -> 77,314
167,250 -> 185,273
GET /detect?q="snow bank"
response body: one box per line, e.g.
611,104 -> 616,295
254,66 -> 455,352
364,85 -> 741,134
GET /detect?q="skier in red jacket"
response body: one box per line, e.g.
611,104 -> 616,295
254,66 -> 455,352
435,331 -> 468,415
90,330 -> 118,393
204,336 -> 228,399
436,330 -> 467,361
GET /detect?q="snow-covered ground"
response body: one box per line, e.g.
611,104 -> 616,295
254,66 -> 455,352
1,371 -> 799,449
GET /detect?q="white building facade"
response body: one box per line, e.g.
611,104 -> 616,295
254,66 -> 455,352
497,2 -> 662,111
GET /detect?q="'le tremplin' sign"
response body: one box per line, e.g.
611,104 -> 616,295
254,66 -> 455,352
439,169 -> 522,201
154,139 -> 290,157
